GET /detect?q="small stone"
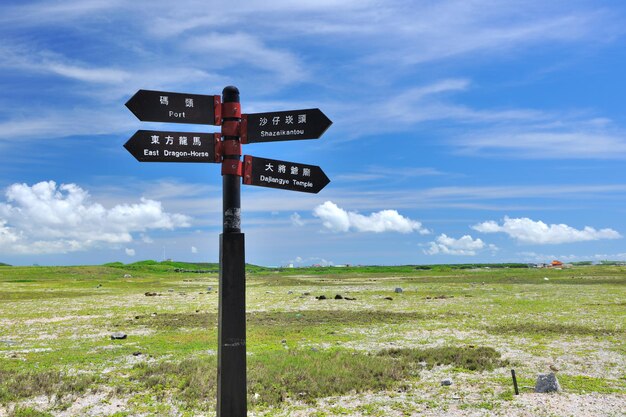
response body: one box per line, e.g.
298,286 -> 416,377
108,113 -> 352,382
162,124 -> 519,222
132,351 -> 142,356
207,287 -> 213,292
441,378 -> 453,386
394,287 -> 403,293
144,292 -> 157,297
168,289 -> 174,292
384,296 -> 393,300
334,294 -> 343,299
310,347 -> 319,352
316,295 -> 327,300
303,292 -> 311,296
110,332 -> 127,340
344,297 -> 357,300
281,339 -> 287,344
288,291 -> 293,294
124,274 -> 132,278
535,373 -> 560,393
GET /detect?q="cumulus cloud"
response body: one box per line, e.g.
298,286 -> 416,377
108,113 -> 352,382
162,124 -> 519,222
425,234 -> 495,256
313,201 -> 429,234
191,246 -> 198,254
0,181 -> 191,254
472,216 -> 621,244
125,248 -> 135,257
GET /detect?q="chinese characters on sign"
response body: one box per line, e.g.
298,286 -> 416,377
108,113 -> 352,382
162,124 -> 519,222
149,134 -> 203,146
124,89 -> 331,192
244,155 -> 329,194
242,108 -> 330,144
124,130 -> 218,163
126,89 -> 219,125
258,113 -> 307,127
263,162 -> 311,177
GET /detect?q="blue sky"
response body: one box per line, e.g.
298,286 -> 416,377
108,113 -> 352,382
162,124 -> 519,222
1,0 -> 626,266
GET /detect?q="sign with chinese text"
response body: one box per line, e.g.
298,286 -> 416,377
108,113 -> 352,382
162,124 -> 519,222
243,155 -> 329,193
242,108 -> 331,143
126,89 -> 219,125
124,130 -> 218,163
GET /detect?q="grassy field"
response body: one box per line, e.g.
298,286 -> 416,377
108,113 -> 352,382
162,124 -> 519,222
0,262 -> 624,416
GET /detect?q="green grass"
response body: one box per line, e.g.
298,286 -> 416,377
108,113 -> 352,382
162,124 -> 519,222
487,322 -> 624,337
0,368 -> 99,402
378,346 -> 508,371
125,346 -> 506,408
0,263 -> 624,415
9,408 -> 54,417
559,375 -> 626,394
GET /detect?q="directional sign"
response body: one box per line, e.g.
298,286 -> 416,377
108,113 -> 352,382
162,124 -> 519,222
126,89 -> 220,125
243,155 -> 329,194
242,108 -> 331,144
124,130 -> 219,163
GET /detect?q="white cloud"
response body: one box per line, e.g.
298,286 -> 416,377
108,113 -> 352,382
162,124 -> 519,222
290,213 -> 305,227
140,234 -> 154,244
0,45 -> 131,84
185,32 -> 307,84
472,216 -> 622,244
425,234 -> 495,256
191,246 -> 198,254
313,201 -> 429,234
294,257 -> 334,267
457,128 -> 626,159
0,181 -> 191,254
125,248 -> 135,257
0,220 -> 20,245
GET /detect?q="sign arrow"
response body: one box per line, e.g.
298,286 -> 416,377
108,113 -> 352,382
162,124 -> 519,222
243,155 -> 330,194
242,108 -> 331,144
124,130 -> 219,163
126,89 -> 220,125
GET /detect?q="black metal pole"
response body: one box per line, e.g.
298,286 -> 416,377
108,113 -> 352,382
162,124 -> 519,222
217,86 -> 247,417
511,369 -> 519,395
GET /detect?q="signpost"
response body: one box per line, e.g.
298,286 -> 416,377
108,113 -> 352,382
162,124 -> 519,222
124,86 -> 331,417
242,108 -> 331,143
124,130 -> 220,163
